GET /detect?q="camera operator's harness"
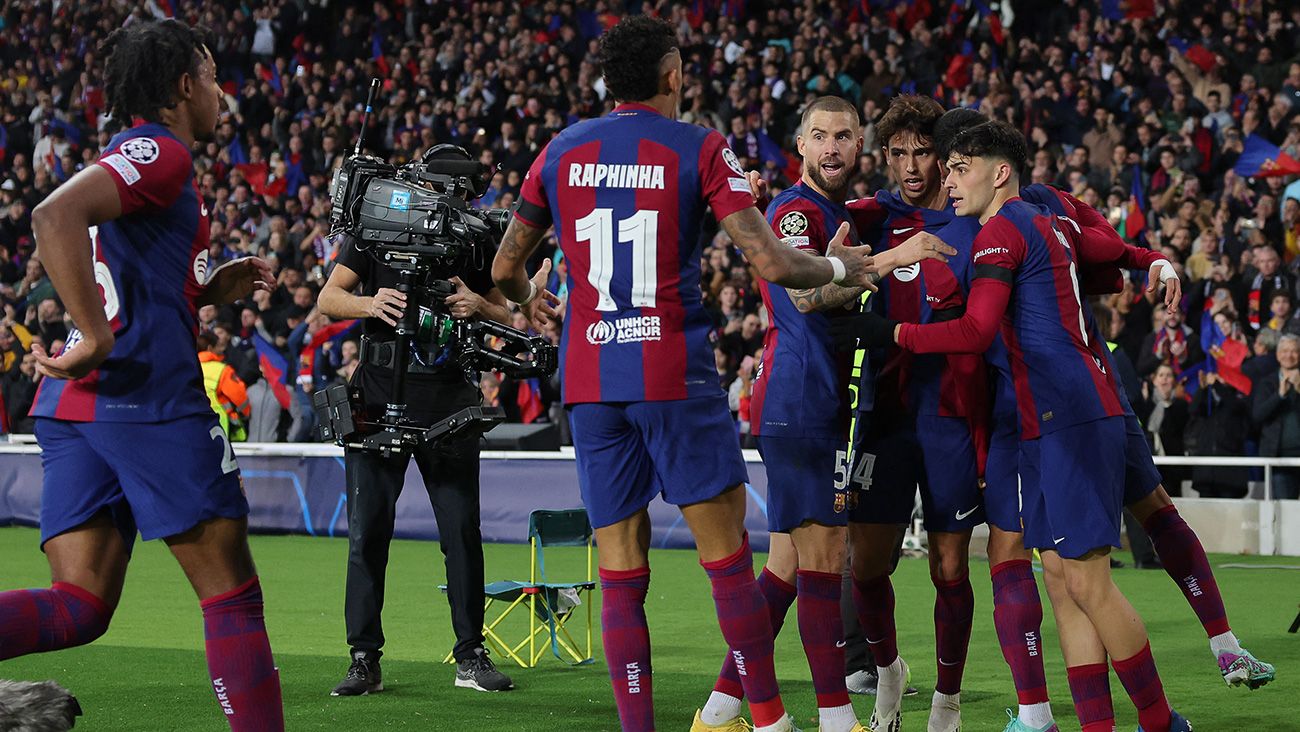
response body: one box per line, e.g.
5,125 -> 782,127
315,80 -> 557,455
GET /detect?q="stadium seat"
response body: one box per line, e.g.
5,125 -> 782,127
442,509 -> 596,668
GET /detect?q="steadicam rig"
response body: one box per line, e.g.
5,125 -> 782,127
314,79 -> 557,455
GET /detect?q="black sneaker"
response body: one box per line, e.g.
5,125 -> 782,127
454,648 -> 514,692
331,650 -> 383,696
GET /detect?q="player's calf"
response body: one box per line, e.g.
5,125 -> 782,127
200,576 -> 284,732
0,582 -> 112,661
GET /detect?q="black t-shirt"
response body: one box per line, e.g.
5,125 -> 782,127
333,233 -> 497,424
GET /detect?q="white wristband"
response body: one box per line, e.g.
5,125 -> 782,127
519,281 -> 539,306
1154,259 -> 1177,282
828,256 -> 847,285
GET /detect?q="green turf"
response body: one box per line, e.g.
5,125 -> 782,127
0,527 -> 1295,731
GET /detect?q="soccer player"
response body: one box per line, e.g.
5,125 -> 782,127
490,17 -> 877,732
842,95 -> 981,732
0,20 -> 284,731
693,96 -> 953,732
849,120 -> 1192,732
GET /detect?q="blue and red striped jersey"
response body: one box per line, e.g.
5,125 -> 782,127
967,199 -> 1126,439
749,181 -> 857,439
516,103 -> 755,404
848,191 -> 986,420
31,123 -> 212,423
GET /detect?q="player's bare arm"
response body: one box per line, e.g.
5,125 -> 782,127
197,256 -> 274,308
318,261 -> 407,327
872,230 -> 957,277
491,218 -> 561,329
722,209 -> 876,290
29,166 -> 123,379
787,247 -> 867,313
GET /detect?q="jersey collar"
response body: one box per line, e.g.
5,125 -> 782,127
612,102 -> 662,117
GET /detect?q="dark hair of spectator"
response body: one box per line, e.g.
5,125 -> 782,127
100,19 -> 212,124
933,108 -> 987,159
597,15 -> 678,103
947,119 -> 1028,174
875,95 -> 944,150
800,96 -> 860,131
196,331 -> 215,352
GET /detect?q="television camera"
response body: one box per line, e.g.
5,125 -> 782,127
314,80 -> 557,455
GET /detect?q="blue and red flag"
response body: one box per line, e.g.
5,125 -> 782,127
517,378 -> 544,424
252,332 -> 292,409
0,125 -> 7,165
1234,134 -> 1300,178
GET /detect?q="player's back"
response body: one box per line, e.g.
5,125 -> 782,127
749,182 -> 854,438
977,199 -> 1125,439
519,103 -> 755,404
31,123 -> 213,423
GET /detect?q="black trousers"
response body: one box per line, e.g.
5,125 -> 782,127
343,435 -> 486,662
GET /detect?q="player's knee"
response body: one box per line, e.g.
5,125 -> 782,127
928,551 -> 968,584
1061,568 -> 1108,611
50,583 -> 114,648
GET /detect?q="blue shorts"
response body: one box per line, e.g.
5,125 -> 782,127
36,412 -> 248,547
569,396 -> 748,529
915,415 -> 983,533
1121,412 -> 1162,505
983,431 -> 1022,533
847,414 -> 919,526
1018,417 -> 1126,559
758,435 -> 849,533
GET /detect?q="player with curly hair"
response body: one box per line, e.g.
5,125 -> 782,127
0,19 -> 283,731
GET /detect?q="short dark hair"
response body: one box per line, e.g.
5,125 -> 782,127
947,120 -> 1028,173
598,16 -> 677,103
933,108 -> 986,160
875,95 -> 944,149
801,96 -> 860,131
100,19 -> 213,123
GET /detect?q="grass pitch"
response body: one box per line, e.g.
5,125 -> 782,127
0,527 -> 1295,730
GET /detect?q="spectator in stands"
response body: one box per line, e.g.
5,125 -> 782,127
198,332 -> 251,442
1138,364 -> 1192,496
1138,307 -> 1203,378
1189,370 -> 1252,498
1252,334 -> 1300,500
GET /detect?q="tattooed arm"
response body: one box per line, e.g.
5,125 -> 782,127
490,218 -> 561,328
719,207 -> 876,289
787,248 -> 869,313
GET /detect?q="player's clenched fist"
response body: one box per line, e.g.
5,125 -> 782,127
366,287 -> 406,326
825,222 -> 878,291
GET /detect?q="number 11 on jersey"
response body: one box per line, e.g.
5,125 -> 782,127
575,208 -> 660,311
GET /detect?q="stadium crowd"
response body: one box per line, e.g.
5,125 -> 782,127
0,0 -> 1299,495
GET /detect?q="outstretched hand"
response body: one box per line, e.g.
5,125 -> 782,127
521,258 -> 562,330
202,256 -> 275,307
32,332 -> 113,381
825,223 -> 878,291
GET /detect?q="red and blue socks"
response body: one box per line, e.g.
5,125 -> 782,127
1113,642 -> 1172,732
797,570 -> 856,731
1142,505 -> 1231,639
1067,663 -> 1114,732
851,572 -> 899,668
933,573 -> 974,696
598,566 -> 654,732
701,536 -> 785,729
710,568 -> 796,706
0,582 -> 112,660
200,577 -> 283,731
991,561 -> 1050,709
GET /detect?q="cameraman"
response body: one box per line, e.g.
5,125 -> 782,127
318,155 -> 516,696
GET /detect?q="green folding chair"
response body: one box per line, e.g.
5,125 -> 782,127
442,508 -> 596,668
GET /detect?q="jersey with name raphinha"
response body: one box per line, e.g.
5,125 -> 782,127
516,103 -> 754,404
749,181 -> 857,438
970,199 -> 1125,439
31,123 -> 213,422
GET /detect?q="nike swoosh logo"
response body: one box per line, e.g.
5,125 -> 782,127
955,506 -> 978,521
938,658 -> 961,667
892,227 -> 914,235
865,636 -> 885,645
200,204 -> 209,216
835,640 -> 847,648
1054,537 -> 1067,545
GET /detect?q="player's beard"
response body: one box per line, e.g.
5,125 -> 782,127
804,158 -> 850,200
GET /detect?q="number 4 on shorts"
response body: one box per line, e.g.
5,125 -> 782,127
851,451 -> 875,491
